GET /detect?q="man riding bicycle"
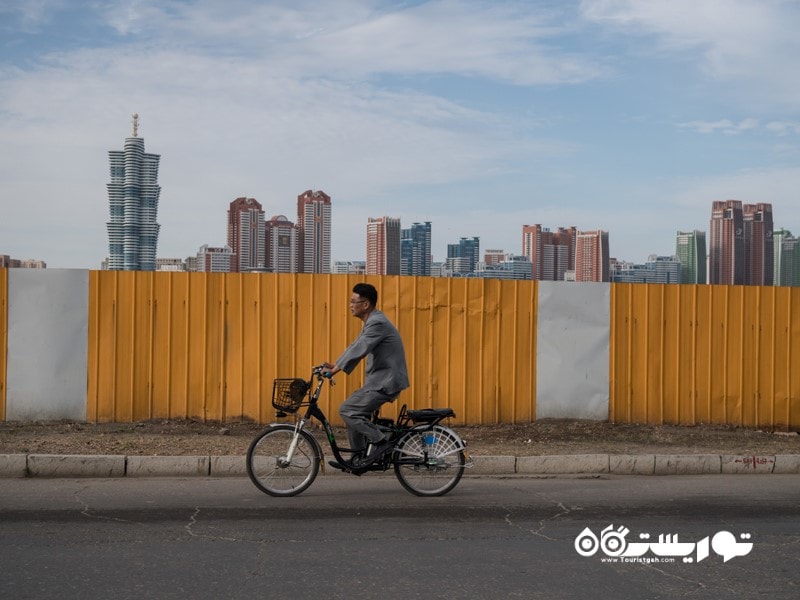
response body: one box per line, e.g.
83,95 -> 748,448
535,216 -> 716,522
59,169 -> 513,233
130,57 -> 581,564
322,283 -> 409,467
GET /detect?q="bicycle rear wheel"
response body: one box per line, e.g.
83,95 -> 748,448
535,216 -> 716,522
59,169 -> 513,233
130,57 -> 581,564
393,425 -> 466,497
246,425 -> 320,497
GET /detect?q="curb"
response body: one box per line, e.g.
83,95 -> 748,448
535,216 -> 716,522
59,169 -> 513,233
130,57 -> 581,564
2,453 -> 800,478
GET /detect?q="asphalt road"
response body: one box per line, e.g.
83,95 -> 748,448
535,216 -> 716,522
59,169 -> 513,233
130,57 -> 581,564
1,474 -> 798,600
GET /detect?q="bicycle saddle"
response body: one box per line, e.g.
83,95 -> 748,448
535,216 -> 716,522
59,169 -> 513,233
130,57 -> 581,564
407,408 -> 455,422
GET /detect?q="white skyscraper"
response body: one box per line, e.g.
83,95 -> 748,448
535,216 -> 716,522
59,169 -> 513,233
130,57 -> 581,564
106,114 -> 161,270
265,215 -> 298,273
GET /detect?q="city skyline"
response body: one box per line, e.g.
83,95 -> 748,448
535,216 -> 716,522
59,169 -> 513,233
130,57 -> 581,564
118,192 -> 792,281
5,126 -> 799,281
3,1 -> 800,269
6,185 -> 799,278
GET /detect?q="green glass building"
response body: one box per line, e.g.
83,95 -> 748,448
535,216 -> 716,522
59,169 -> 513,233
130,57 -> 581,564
774,229 -> 800,286
675,230 -> 707,284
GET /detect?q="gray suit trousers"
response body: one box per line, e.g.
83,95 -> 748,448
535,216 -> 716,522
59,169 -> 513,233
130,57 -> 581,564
339,387 -> 394,452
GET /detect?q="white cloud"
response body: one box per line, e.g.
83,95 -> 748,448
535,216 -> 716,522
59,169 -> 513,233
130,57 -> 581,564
0,0 -> 66,33
581,0 -> 800,107
3,1 -> 800,268
101,0 -> 164,36
147,0 -> 608,85
679,118 -> 758,135
766,121 -> 800,136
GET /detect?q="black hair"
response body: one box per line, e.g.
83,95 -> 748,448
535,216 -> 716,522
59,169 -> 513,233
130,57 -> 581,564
352,282 -> 378,306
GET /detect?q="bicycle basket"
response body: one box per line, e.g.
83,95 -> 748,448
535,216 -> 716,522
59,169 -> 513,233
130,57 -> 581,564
272,378 -> 310,413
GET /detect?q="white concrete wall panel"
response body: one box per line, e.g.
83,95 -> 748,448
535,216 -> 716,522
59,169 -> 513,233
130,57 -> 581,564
536,282 -> 610,420
6,270 -> 89,420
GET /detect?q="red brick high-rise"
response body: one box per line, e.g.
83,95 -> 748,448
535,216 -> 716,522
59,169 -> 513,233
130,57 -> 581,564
296,190 -> 331,274
227,197 -> 265,272
574,230 -> 609,282
522,224 -> 576,281
744,202 -> 774,286
366,216 -> 401,275
709,200 -> 745,285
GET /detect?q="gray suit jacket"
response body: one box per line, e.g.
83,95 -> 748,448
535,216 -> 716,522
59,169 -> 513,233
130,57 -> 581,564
336,310 -> 410,397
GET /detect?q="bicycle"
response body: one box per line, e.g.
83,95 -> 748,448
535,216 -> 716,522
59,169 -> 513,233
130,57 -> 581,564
246,365 -> 471,497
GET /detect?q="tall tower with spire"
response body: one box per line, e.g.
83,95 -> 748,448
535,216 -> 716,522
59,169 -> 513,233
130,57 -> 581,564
106,114 -> 162,270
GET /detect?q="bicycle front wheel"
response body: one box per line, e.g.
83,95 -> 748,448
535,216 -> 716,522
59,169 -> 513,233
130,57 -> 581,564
246,425 -> 320,497
393,425 -> 466,497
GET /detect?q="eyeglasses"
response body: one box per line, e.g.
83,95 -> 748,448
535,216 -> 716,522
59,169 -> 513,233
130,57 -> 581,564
349,299 -> 367,305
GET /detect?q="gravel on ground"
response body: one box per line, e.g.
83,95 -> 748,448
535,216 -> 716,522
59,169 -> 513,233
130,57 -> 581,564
1,419 -> 798,456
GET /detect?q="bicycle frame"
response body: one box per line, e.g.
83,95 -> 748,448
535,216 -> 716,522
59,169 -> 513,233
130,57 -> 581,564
282,370 -> 353,467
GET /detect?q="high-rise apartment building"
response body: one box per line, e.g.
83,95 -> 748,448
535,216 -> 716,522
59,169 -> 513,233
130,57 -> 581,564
709,200 -> 774,285
227,197 -> 265,272
296,190 -> 331,274
400,237 -> 414,275
484,249 -> 505,267
574,230 -> 609,282
743,203 -> 774,286
446,237 -> 480,275
366,216 -> 401,275
1,255 -> 46,268
675,230 -> 707,284
400,236 -> 413,276
521,224 -> 575,281
333,261 -> 366,275
400,222 -> 432,276
774,229 -> 799,286
478,254 -> 533,280
196,245 -> 233,272
709,200 -> 745,285
612,255 -> 681,284
265,215 -> 298,273
106,114 -> 161,270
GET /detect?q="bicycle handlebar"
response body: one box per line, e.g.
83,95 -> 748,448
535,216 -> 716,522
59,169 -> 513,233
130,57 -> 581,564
312,364 -> 336,384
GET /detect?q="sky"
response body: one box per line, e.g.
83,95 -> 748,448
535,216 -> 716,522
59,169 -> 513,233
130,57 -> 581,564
2,0 -> 800,269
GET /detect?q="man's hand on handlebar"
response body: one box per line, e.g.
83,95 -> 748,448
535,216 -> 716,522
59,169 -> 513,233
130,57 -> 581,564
315,362 -> 339,381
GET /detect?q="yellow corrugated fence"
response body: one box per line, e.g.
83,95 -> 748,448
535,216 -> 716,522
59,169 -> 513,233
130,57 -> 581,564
2,269 -> 796,428
610,283 -> 800,429
87,271 -> 538,425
